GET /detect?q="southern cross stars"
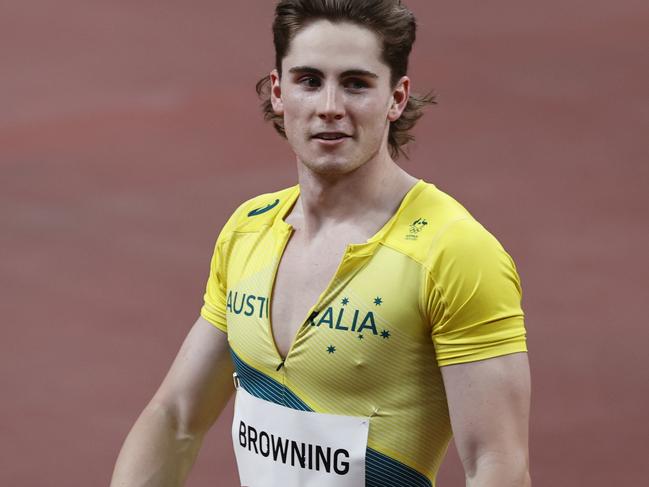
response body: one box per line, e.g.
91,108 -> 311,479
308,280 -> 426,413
327,345 -> 336,354
381,330 -> 391,339
374,296 -> 383,306
341,297 -> 349,306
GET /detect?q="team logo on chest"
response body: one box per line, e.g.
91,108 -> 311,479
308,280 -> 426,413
406,217 -> 428,241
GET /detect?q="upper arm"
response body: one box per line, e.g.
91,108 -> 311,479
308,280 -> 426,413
441,352 -> 531,480
425,218 -> 527,367
147,316 -> 234,436
425,218 -> 530,481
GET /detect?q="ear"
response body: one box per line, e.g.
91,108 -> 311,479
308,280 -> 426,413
387,76 -> 410,122
270,69 -> 284,116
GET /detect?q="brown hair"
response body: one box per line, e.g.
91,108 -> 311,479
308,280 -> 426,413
256,0 -> 436,159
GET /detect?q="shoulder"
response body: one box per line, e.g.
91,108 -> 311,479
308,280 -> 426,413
216,184 -> 299,241
382,181 -> 500,264
382,181 -> 519,285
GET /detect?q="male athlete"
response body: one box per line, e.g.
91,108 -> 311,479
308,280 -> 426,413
110,1 -> 531,486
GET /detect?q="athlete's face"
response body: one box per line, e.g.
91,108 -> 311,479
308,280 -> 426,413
270,20 -> 409,175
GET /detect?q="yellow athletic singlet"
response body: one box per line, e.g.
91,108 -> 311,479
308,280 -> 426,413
201,180 -> 527,486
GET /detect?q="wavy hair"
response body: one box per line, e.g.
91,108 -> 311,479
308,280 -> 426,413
256,0 -> 437,159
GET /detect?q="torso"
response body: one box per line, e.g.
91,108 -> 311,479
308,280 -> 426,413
209,180 -> 527,485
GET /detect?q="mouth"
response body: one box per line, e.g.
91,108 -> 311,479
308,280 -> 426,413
311,132 -> 352,147
312,132 -> 351,141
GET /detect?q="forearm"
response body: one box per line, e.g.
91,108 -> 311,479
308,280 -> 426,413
110,403 -> 206,487
465,452 -> 531,487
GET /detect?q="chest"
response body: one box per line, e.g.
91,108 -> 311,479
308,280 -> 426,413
224,227 -> 428,371
270,235 -> 349,359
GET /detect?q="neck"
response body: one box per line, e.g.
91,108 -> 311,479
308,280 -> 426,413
290,148 -> 419,238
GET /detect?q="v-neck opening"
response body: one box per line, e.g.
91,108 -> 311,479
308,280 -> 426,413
266,178 -> 427,365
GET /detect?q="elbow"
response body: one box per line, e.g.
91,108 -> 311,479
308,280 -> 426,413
144,400 -> 206,443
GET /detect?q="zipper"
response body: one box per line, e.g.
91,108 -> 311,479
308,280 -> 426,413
267,226 -> 294,365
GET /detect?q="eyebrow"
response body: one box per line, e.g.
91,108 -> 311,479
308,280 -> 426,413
287,66 -> 379,79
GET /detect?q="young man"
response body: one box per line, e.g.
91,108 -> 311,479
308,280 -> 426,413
110,1 -> 531,486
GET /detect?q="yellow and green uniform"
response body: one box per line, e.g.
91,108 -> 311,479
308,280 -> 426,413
201,180 -> 527,486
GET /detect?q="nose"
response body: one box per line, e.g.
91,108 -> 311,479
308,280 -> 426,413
317,83 -> 345,121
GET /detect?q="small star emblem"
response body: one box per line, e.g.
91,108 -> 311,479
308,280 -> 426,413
358,334 -> 364,340
326,345 -> 336,354
380,330 -> 391,339
341,297 -> 349,306
374,297 -> 383,306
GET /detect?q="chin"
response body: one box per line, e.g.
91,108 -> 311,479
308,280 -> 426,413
297,143 -> 374,176
301,154 -> 365,176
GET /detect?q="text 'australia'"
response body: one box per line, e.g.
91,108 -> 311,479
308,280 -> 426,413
227,291 -> 269,319
310,306 -> 378,336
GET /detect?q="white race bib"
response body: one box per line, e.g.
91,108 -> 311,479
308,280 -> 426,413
232,381 -> 370,487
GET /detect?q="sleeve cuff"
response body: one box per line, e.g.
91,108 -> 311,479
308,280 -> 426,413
200,306 -> 228,333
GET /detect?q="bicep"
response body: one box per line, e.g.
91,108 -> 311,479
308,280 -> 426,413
148,316 -> 234,436
441,352 -> 531,475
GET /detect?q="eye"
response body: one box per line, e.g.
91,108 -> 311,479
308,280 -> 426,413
299,76 -> 321,88
344,78 -> 369,91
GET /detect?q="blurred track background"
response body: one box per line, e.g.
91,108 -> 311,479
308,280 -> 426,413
1,1 -> 647,485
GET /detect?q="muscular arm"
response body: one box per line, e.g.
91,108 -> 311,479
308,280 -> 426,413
110,317 -> 234,487
441,352 -> 531,487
